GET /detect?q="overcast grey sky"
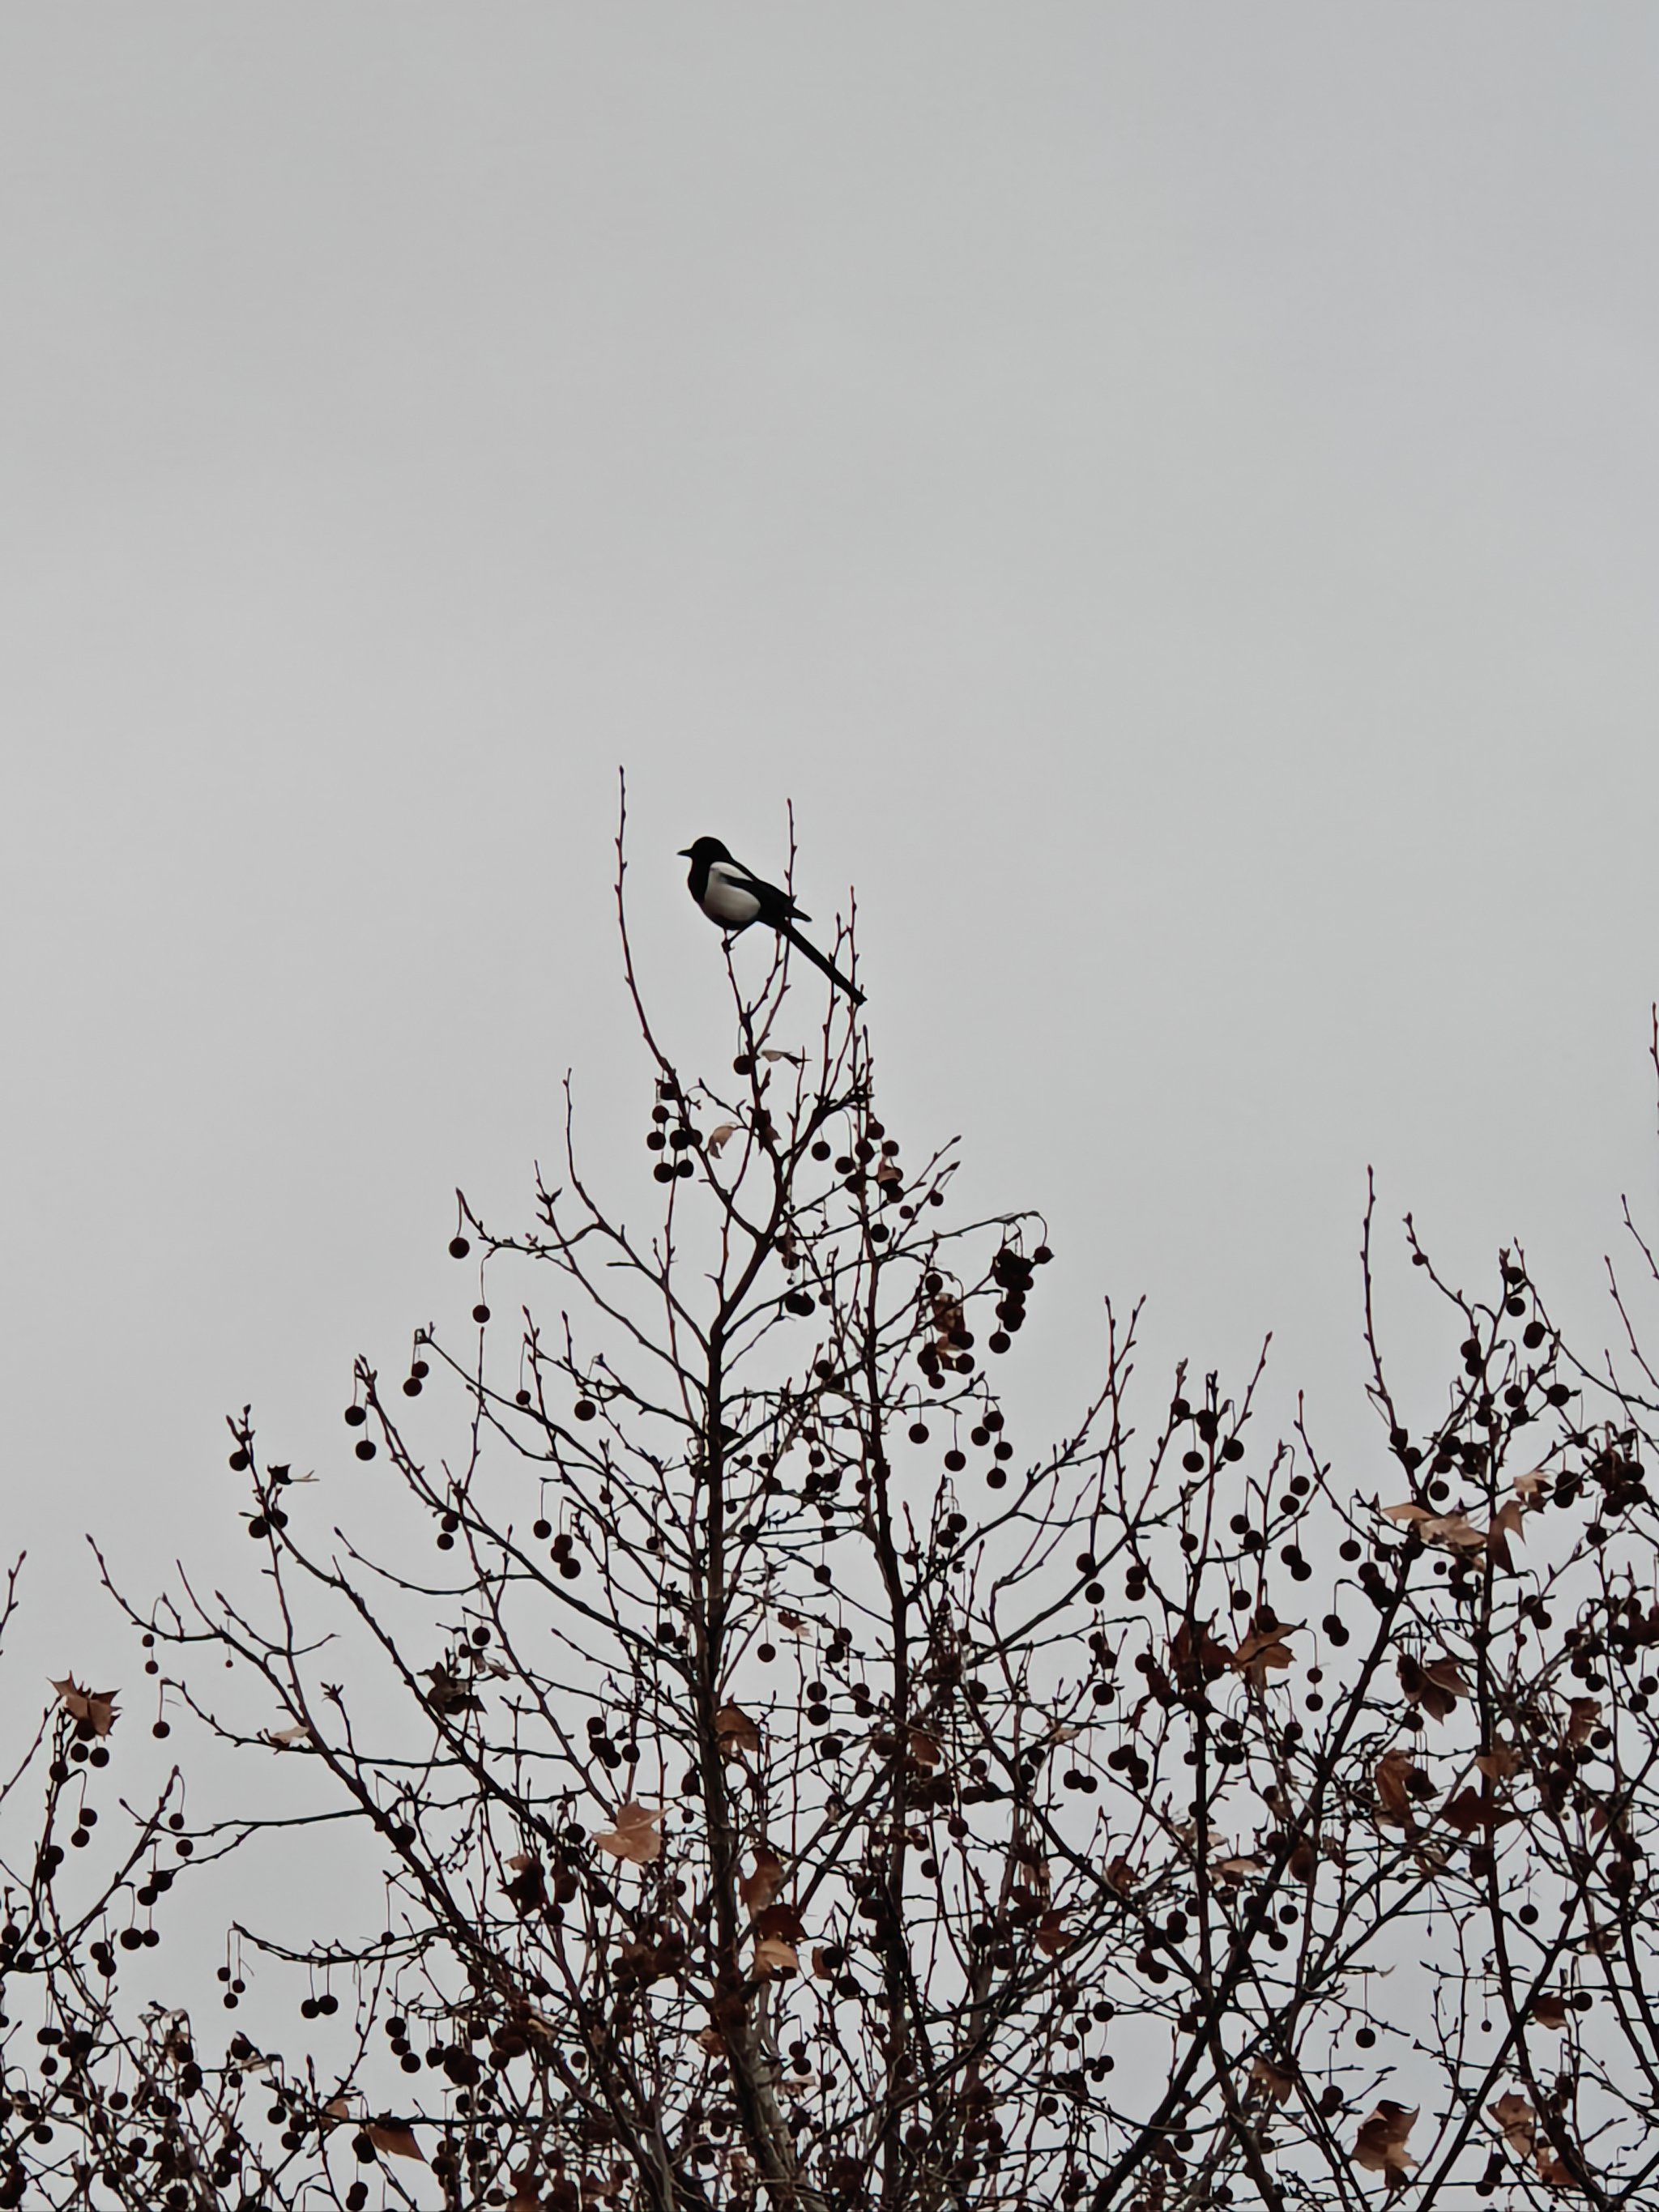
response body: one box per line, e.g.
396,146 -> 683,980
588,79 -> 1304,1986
4,7 -> 1659,1702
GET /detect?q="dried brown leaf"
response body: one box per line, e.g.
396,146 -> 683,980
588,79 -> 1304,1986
51,1678 -> 117,1737
1213,1856 -> 1265,1884
616,1937 -> 672,1984
753,1937 -> 798,1977
1230,1623 -> 1297,1684
1398,1654 -> 1469,1722
1353,2100 -> 1418,2187
1171,1616 -> 1232,1682
908,1728 -> 942,1769
504,1856 -> 546,1916
1424,1510 -> 1486,1552
593,1802 -> 663,1865
1488,2092 -> 1535,2158
705,1123 -> 740,1158
366,2120 -> 425,2164
1475,1743 -> 1521,1780
1249,2056 -> 1294,2106
1564,1698 -> 1599,1748
1380,1743 -> 1415,1813
1486,1497 -> 1526,1571
1374,1749 -> 1421,1820
1530,1993 -> 1568,2031
755,1903 -> 804,1944
421,1663 -> 483,1717
715,1703 -> 762,1757
1034,1909 -> 1069,1958
1536,2150 -> 1583,2189
1440,1788 -> 1518,1837
932,1297 -> 965,1337
740,1848 -> 783,1914
1141,1656 -> 1176,1707
1383,1504 -> 1486,1554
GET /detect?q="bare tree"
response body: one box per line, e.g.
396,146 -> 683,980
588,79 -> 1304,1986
3,807 -> 1659,2210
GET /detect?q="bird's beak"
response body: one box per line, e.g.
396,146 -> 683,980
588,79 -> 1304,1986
677,846 -> 693,858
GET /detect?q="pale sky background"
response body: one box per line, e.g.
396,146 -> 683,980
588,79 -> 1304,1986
3,7 -> 1659,1910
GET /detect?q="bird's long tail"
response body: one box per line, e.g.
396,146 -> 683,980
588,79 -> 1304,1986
781,923 -> 865,1008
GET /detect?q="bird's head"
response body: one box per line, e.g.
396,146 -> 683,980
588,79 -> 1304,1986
679,837 -> 731,863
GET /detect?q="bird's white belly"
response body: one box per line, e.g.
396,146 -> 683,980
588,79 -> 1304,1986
704,868 -> 761,926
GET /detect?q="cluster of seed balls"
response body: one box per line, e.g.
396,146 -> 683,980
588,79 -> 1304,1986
646,1097 -> 702,1183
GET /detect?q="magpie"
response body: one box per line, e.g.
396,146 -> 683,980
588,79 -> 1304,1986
679,837 -> 865,1006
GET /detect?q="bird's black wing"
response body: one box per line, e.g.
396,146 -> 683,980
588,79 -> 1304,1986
723,859 -> 810,925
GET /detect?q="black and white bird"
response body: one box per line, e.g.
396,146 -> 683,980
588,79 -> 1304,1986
679,837 -> 865,1006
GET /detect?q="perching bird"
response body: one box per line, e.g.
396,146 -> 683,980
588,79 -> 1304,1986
679,837 -> 865,1006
